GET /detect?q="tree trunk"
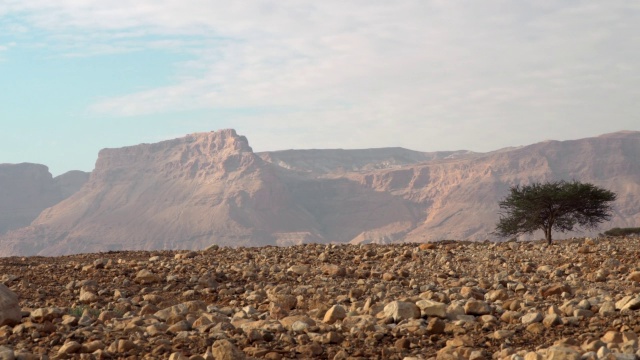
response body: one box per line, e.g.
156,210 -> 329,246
545,227 -> 552,245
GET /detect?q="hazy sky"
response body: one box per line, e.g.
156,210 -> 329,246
1,1 -> 639,175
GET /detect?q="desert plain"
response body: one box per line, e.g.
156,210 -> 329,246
2,237 -> 640,359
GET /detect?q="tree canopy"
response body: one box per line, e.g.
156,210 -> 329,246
495,180 -> 616,244
602,227 -> 640,237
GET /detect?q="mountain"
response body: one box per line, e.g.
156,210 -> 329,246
257,147 -> 476,175
342,131 -> 640,242
1,130 -> 639,256
0,130 -> 417,255
0,164 -> 89,235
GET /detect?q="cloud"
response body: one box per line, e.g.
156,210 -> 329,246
0,42 -> 16,51
0,42 -> 16,61
3,1 -> 640,151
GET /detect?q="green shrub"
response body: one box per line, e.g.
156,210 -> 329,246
603,227 -> 640,237
68,305 -> 100,317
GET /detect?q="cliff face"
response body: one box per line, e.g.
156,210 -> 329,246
257,148 -> 475,175
54,170 -> 91,199
0,164 -> 89,235
1,130 -> 292,255
343,131 -> 640,242
1,130 -> 639,256
0,130 -> 415,255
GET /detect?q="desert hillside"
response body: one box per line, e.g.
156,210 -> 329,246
1,130 -> 639,256
0,164 -> 89,235
257,148 -> 476,175
343,131 -> 640,243
1,238 -> 640,359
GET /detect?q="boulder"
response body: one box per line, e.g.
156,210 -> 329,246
416,299 -> 447,318
323,305 -> 346,324
211,339 -> 245,360
521,312 -> 543,325
619,296 -> 640,311
135,269 -> 161,284
627,271 -> 640,282
540,284 -> 572,298
321,264 -> 346,277
464,299 -> 491,316
545,346 -> 580,360
0,284 -> 20,326
383,301 -> 420,322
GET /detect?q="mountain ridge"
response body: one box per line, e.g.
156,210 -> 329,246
0,163 -> 89,236
0,129 -> 638,256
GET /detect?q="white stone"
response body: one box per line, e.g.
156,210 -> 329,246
596,346 -> 610,359
599,301 -> 616,316
620,296 -> 640,311
383,301 -> 420,322
291,320 -> 309,332
135,269 -> 161,284
545,346 -> 580,360
416,299 -> 447,318
211,339 -> 246,360
615,296 -> 634,310
521,312 -> 543,325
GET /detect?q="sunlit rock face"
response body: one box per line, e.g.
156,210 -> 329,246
0,163 -> 88,235
1,130 -> 639,256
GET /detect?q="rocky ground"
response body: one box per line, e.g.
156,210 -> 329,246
1,237 -> 640,360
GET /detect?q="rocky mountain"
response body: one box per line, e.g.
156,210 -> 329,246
0,130 -> 418,256
1,129 -> 639,256
257,147 -> 476,175
0,163 -> 89,235
344,130 -> 640,243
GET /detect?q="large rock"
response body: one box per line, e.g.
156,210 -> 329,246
521,312 -> 543,325
464,299 -> 491,316
321,264 -> 346,277
211,339 -> 245,360
545,346 -> 580,360
540,284 -> 572,298
30,307 -> 64,323
617,296 -> 640,311
323,305 -> 346,324
58,341 -> 81,355
154,301 -> 206,321
382,301 -> 420,322
0,284 -> 20,326
135,269 -> 161,284
0,346 -> 14,360
280,315 -> 316,329
627,271 -> 640,282
416,299 -> 447,318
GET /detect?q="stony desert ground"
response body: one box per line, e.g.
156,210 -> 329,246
2,237 -> 640,359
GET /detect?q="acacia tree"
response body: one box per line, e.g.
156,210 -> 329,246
495,180 -> 616,245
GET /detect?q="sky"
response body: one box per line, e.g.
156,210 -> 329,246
1,1 -> 639,176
